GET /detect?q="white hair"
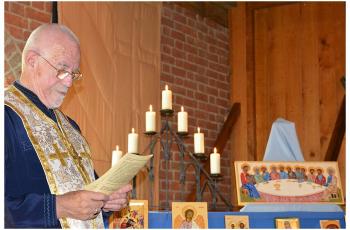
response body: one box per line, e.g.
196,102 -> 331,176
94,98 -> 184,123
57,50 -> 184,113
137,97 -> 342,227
21,23 -> 80,70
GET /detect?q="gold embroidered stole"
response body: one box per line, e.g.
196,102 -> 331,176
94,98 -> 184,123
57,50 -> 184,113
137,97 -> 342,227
5,85 -> 104,229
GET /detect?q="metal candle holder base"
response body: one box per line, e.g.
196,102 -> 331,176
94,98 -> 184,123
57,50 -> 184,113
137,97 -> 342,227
131,107 -> 233,211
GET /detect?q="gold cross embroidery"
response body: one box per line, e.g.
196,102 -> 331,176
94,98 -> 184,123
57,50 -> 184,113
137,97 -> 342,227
50,143 -> 69,167
70,145 -> 91,164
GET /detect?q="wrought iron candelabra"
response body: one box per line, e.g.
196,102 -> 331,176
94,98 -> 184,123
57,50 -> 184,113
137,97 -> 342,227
132,109 -> 233,211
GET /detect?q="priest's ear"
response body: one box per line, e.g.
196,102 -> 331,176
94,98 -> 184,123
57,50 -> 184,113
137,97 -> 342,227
24,50 -> 39,69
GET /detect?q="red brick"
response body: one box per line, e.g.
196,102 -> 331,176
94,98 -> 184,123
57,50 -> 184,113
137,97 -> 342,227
31,2 -> 45,11
175,59 -> 184,68
18,42 -> 26,52
219,90 -> 229,99
195,92 -> 208,102
162,44 -> 171,54
174,77 -> 184,86
161,53 -> 175,64
162,17 -> 174,27
195,75 -> 208,84
162,6 -> 172,18
23,30 -> 31,40
183,61 -> 197,72
161,35 -> 174,47
161,73 -> 174,83
195,56 -> 208,67
4,61 -> 10,73
10,2 -> 25,16
187,18 -> 195,27
209,96 -> 215,104
45,2 -> 52,13
206,86 -> 218,96
29,20 -> 42,31
186,90 -> 194,98
18,2 -> 31,6
5,43 -> 17,55
175,40 -> 183,50
208,53 -> 219,63
207,104 -> 218,113
5,12 -> 28,29
25,7 -> 51,22
172,85 -> 186,96
184,80 -> 196,90
172,65 -> 185,77
6,25 -> 24,40
173,12 -> 186,24
195,110 -> 209,120
175,22 -> 196,38
183,44 -> 197,55
172,48 -> 185,59
197,40 -> 207,50
171,30 -> 186,42
162,64 -> 170,73
216,98 -> 228,108
5,2 -> 9,11
162,26 -> 171,36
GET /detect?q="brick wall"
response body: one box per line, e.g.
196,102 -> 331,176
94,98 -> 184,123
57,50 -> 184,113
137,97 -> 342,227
4,2 -> 52,87
160,3 -> 231,210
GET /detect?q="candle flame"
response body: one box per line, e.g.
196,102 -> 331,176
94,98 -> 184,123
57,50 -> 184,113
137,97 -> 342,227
181,106 -> 184,112
149,104 -> 153,111
116,145 -> 119,151
214,147 -> 217,153
132,128 -> 135,133
165,85 -> 168,90
197,127 -> 200,133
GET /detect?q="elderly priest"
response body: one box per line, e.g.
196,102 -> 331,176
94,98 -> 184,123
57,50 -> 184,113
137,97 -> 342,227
5,24 -> 132,228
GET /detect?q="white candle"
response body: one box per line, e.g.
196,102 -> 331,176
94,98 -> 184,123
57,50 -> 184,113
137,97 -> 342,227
146,104 -> 156,132
112,145 -> 122,167
194,127 -> 205,153
162,85 -> 172,110
177,106 -> 188,132
210,147 -> 220,174
128,128 -> 139,153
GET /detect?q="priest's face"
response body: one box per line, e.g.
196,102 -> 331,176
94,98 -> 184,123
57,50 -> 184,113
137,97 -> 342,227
34,35 -> 80,109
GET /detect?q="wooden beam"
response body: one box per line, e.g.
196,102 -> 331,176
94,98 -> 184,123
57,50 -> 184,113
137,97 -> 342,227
214,103 -> 241,153
324,95 -> 345,161
186,103 -> 241,202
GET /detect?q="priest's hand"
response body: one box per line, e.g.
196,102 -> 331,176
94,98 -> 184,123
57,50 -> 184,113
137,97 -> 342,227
102,184 -> 132,212
56,190 -> 109,220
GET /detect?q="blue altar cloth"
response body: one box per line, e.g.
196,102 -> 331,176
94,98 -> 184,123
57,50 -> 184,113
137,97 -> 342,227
148,211 -> 345,228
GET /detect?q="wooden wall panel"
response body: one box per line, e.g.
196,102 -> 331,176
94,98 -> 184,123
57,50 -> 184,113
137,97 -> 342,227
254,3 -> 345,161
230,2 -> 345,205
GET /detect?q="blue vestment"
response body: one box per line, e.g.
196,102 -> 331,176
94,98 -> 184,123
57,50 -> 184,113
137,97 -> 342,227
5,82 -> 109,228
243,183 -> 260,199
279,171 -> 288,179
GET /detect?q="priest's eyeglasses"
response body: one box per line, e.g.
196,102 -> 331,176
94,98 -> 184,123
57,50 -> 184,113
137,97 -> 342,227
33,51 -> 83,81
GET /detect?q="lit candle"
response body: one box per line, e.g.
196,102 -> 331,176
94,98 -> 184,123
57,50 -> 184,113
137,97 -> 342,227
112,145 -> 122,167
210,147 -> 220,174
128,128 -> 139,153
194,127 -> 204,154
177,106 -> 188,132
146,104 -> 156,132
162,85 -> 172,110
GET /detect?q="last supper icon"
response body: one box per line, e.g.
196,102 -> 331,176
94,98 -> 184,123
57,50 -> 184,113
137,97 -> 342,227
234,161 -> 344,205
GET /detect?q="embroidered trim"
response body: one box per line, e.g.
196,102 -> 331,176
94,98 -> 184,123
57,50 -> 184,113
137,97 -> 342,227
5,85 -> 104,228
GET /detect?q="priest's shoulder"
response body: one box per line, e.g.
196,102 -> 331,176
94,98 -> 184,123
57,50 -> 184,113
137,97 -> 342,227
66,115 -> 82,133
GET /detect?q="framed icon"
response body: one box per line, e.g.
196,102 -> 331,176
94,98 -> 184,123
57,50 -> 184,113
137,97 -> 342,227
225,215 -> 249,229
235,161 -> 344,205
108,200 -> 148,229
172,202 -> 208,229
275,217 -> 300,229
320,220 -> 340,229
